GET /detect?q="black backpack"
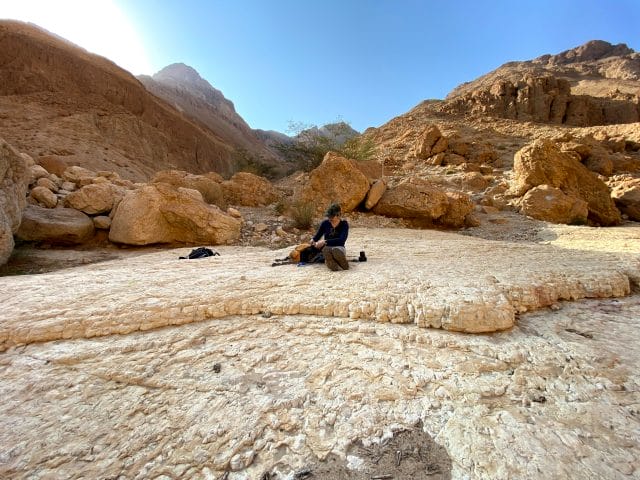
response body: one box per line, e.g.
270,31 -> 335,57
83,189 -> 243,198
179,247 -> 219,259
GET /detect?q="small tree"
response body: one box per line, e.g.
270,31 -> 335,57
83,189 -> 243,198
276,120 -> 377,171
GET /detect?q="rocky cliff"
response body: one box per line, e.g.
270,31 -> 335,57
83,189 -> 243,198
0,21 -> 249,181
444,40 -> 640,126
138,63 -> 289,177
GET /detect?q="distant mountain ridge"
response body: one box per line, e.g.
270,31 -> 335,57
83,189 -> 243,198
138,63 -> 291,176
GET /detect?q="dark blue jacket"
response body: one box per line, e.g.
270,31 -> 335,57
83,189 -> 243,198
313,219 -> 349,247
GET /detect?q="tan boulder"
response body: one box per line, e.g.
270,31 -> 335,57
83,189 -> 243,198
221,172 -> 281,207
64,183 -> 125,215
611,179 -> 640,221
16,205 -> 95,245
514,139 -> 621,226
458,172 -> 491,192
296,152 -> 370,213
36,177 -> 59,192
29,164 -> 49,184
152,170 -> 225,206
413,125 -> 446,159
439,191 -> 475,228
353,159 -> 384,181
109,183 -> 241,246
29,186 -> 58,208
520,185 -> 589,224
61,166 -> 97,186
1,139 -> 30,264
364,179 -> 387,210
93,215 -> 112,230
372,177 -> 450,221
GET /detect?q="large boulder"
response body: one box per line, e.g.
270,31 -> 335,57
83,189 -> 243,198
514,139 -> 621,226
364,179 -> 387,210
221,172 -> 281,207
296,152 -> 370,213
372,177 -> 473,228
64,182 -> 126,215
152,170 -> 225,206
412,125 -> 448,159
520,185 -> 589,224
1,139 -> 30,264
109,183 -> 241,245
16,205 -> 95,245
61,166 -> 97,186
29,186 -> 58,208
611,179 -> 640,221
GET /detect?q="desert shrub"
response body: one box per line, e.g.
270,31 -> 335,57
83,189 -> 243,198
277,120 -> 377,171
273,200 -> 288,215
291,201 -> 315,230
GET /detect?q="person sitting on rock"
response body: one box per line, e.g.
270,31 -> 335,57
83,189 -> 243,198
310,203 -> 350,271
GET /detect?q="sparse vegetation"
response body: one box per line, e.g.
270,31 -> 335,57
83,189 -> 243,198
231,148 -> 277,178
273,200 -> 287,215
276,120 -> 377,171
291,201 -> 315,230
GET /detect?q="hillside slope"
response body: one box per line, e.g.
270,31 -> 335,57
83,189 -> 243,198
0,21 -> 245,181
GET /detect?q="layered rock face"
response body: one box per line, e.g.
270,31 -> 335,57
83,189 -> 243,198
0,21 -> 244,181
0,139 -> 29,264
446,74 -> 639,126
445,41 -> 640,126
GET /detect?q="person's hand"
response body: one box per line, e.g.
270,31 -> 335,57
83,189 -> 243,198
315,240 -> 325,249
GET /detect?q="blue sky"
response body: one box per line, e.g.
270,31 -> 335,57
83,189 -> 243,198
3,1 -> 639,133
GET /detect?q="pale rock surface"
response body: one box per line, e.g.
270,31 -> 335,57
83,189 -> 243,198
520,185 -> 589,224
222,172 -> 282,207
29,185 -> 58,208
514,139 -> 621,225
64,182 -> 124,215
296,152 -> 370,213
152,170 -> 225,206
0,226 -> 639,479
15,205 -> 94,244
109,183 -> 241,245
2,227 -> 638,350
364,179 -> 387,210
0,139 -> 29,265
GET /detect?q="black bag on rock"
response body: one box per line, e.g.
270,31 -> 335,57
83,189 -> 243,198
179,247 -> 219,259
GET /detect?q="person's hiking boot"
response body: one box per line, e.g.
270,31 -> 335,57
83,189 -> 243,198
333,248 -> 349,270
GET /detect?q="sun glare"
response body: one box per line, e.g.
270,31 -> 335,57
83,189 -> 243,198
0,0 -> 153,75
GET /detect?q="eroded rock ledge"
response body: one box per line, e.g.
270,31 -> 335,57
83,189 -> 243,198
1,228 -> 638,350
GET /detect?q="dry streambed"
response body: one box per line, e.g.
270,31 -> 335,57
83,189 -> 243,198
0,226 -> 639,479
